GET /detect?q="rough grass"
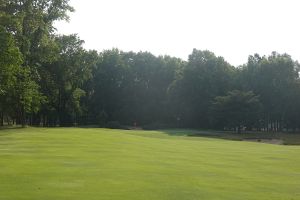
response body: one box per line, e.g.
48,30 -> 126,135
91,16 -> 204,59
172,129 -> 300,145
0,127 -> 299,200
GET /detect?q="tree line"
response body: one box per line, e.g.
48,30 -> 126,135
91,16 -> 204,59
1,0 -> 300,132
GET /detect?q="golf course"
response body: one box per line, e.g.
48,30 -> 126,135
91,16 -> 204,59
0,127 -> 299,200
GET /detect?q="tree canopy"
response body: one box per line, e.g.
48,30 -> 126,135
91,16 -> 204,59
1,1 -> 300,132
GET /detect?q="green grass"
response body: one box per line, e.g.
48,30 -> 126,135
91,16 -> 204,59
0,128 -> 299,200
173,129 -> 300,145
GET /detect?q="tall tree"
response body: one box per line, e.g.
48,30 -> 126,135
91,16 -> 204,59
90,49 -> 129,125
239,52 -> 300,131
0,0 -> 74,126
170,49 -> 235,128
0,26 -> 22,125
213,90 -> 262,133
0,26 -> 43,126
39,34 -> 97,126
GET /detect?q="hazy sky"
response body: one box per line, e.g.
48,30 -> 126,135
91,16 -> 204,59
54,0 -> 300,66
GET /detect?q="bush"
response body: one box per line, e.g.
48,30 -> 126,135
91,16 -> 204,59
97,110 -> 108,127
106,121 -> 122,129
143,122 -> 171,130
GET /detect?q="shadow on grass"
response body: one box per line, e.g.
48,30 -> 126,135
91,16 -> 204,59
0,125 -> 26,130
0,126 -> 28,137
157,129 -> 300,145
1,125 -> 299,145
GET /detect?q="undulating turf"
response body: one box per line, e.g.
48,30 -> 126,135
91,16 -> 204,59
0,127 -> 299,200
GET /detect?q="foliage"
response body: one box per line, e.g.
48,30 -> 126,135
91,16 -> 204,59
106,121 -> 122,129
169,49 -> 235,128
0,26 -> 22,96
213,90 -> 262,132
1,1 -> 300,131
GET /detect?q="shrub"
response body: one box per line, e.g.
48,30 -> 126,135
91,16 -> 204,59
143,122 -> 171,130
106,121 -> 122,129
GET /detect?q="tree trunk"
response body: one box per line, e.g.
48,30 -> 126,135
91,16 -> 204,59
0,111 -> 3,126
6,116 -> 10,125
21,107 -> 26,127
237,126 -> 241,134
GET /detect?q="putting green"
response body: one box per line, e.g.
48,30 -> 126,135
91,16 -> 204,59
0,128 -> 299,200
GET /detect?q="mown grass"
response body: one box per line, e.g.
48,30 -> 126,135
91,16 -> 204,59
0,127 -> 299,200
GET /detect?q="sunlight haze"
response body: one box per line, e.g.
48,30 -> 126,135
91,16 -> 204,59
54,0 -> 300,66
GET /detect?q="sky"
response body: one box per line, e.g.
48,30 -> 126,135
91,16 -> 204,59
54,0 -> 300,66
